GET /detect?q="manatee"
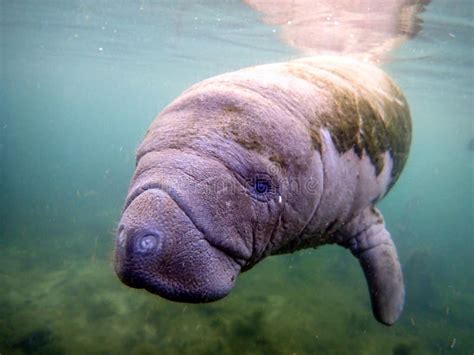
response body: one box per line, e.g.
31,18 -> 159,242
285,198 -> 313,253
115,55 -> 411,326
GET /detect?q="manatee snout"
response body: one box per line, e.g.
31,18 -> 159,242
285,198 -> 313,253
114,188 -> 242,303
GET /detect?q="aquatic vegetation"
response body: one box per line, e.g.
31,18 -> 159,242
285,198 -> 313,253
1,226 -> 473,353
392,342 -> 421,355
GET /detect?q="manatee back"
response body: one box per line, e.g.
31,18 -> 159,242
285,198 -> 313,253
281,56 -> 412,188
158,56 -> 411,190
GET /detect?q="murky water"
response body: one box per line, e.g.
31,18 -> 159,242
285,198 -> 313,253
1,1 -> 473,354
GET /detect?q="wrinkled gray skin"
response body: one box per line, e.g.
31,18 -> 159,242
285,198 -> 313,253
115,56 -> 411,326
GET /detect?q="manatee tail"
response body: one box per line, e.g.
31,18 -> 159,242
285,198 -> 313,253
337,207 -> 405,326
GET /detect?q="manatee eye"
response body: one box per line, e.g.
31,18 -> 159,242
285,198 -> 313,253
255,178 -> 271,194
249,174 -> 276,202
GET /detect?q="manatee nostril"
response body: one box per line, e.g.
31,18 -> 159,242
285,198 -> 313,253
117,229 -> 127,248
135,234 -> 160,254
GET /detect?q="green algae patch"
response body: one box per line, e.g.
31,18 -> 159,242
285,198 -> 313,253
284,60 -> 412,185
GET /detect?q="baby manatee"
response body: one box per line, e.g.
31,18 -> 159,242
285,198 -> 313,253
115,56 -> 411,326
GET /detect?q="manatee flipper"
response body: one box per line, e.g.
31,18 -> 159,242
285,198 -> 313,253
338,207 -> 405,326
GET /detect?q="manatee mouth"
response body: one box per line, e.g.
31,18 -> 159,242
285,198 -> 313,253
115,185 -> 244,303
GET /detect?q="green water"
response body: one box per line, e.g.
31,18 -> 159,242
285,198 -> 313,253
1,1 -> 473,354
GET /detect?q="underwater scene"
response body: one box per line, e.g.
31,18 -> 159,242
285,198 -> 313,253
1,1 -> 473,354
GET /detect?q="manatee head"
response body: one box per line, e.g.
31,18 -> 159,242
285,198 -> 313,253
114,80 -> 322,302
114,149 -> 250,302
